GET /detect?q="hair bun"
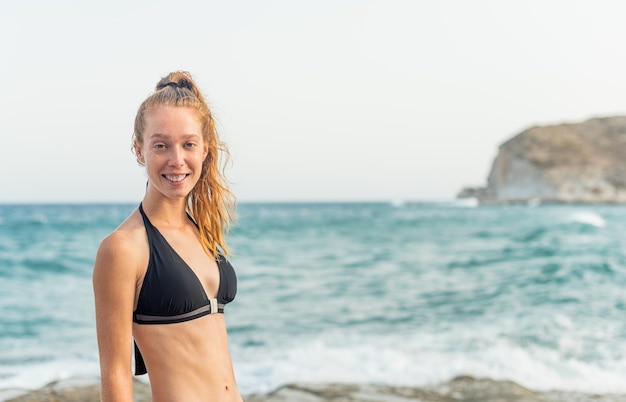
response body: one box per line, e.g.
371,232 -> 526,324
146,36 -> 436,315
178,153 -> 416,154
157,79 -> 194,91
177,78 -> 193,90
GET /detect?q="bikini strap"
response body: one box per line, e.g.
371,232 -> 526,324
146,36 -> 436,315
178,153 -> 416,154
138,203 -> 151,228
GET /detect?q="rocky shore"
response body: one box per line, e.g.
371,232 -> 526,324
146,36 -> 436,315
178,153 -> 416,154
3,377 -> 625,402
458,116 -> 626,204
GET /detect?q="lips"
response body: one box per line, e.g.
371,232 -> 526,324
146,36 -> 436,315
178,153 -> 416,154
163,174 -> 189,182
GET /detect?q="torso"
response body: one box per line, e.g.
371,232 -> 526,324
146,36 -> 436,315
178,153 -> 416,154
133,314 -> 240,401
118,206 -> 242,402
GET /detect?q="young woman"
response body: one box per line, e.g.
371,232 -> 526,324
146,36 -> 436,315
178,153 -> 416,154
93,71 -> 241,401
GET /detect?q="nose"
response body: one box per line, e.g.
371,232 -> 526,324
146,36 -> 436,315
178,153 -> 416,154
169,146 -> 185,167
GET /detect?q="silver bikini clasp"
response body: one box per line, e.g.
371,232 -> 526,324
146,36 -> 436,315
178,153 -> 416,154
209,298 -> 219,314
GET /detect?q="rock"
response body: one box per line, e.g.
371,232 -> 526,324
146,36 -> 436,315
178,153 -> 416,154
458,116 -> 626,204
5,377 -> 626,402
243,377 -> 626,402
4,379 -> 151,402
456,186 -> 493,200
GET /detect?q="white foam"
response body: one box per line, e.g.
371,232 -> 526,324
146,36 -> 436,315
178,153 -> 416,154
569,211 -> 606,228
552,313 -> 574,329
4,332 -> 626,398
390,199 -> 405,208
232,332 -> 626,396
450,198 -> 479,208
0,358 -> 100,401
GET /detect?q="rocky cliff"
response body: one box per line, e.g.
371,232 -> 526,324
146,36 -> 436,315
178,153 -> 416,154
458,116 -> 626,204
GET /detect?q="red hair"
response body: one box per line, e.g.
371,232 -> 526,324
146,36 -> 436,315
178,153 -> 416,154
133,71 -> 235,256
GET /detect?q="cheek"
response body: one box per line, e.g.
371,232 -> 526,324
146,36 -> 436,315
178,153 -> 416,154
143,152 -> 161,167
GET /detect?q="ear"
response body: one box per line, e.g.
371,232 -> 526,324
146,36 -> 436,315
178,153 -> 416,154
203,143 -> 209,160
134,140 -> 145,164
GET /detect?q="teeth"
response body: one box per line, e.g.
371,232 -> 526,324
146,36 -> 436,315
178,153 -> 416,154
165,174 -> 186,182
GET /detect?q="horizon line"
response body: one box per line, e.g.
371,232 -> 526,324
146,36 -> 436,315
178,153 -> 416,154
0,198 -> 457,206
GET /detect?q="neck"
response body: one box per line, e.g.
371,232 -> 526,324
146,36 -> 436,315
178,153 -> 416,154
141,192 -> 190,228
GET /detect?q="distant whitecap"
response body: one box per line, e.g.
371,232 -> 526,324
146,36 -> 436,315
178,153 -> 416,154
452,198 -> 479,208
390,199 -> 404,208
570,211 -> 606,228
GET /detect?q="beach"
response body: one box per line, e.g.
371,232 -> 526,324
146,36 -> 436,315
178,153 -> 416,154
4,377 -> 626,402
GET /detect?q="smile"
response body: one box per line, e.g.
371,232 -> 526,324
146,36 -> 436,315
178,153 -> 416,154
163,174 -> 189,182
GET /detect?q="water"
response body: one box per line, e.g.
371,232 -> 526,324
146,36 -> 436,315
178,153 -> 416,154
1,202 -> 626,398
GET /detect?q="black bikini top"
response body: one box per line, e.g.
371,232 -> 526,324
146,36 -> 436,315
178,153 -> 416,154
132,203 -> 237,374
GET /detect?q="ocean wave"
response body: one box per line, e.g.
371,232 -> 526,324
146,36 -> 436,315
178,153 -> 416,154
231,332 -> 626,396
0,357 -> 100,401
2,330 -> 626,399
449,198 -> 479,208
568,211 -> 606,228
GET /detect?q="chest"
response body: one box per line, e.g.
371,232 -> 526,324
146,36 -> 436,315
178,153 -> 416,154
153,228 -> 220,299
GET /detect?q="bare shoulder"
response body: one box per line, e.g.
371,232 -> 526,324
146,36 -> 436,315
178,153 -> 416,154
93,210 -> 147,283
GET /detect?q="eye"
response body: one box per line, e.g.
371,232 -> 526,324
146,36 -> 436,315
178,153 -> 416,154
153,143 -> 166,149
184,142 -> 197,148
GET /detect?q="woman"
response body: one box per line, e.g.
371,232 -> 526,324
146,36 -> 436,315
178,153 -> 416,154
93,71 -> 241,401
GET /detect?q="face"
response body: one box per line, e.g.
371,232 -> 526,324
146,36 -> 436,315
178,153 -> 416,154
135,106 -> 208,201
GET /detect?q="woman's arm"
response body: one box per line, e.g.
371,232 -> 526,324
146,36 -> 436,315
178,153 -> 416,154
93,231 -> 140,402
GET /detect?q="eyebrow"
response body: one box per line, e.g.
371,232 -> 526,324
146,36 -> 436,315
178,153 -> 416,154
149,133 -> 201,140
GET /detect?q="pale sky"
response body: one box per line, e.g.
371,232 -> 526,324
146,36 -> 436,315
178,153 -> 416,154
2,0 -> 626,203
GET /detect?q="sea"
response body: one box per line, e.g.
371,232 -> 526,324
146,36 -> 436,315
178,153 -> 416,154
1,201 -> 626,399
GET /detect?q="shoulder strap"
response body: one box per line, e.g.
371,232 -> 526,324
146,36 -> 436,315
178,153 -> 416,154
138,203 -> 151,227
